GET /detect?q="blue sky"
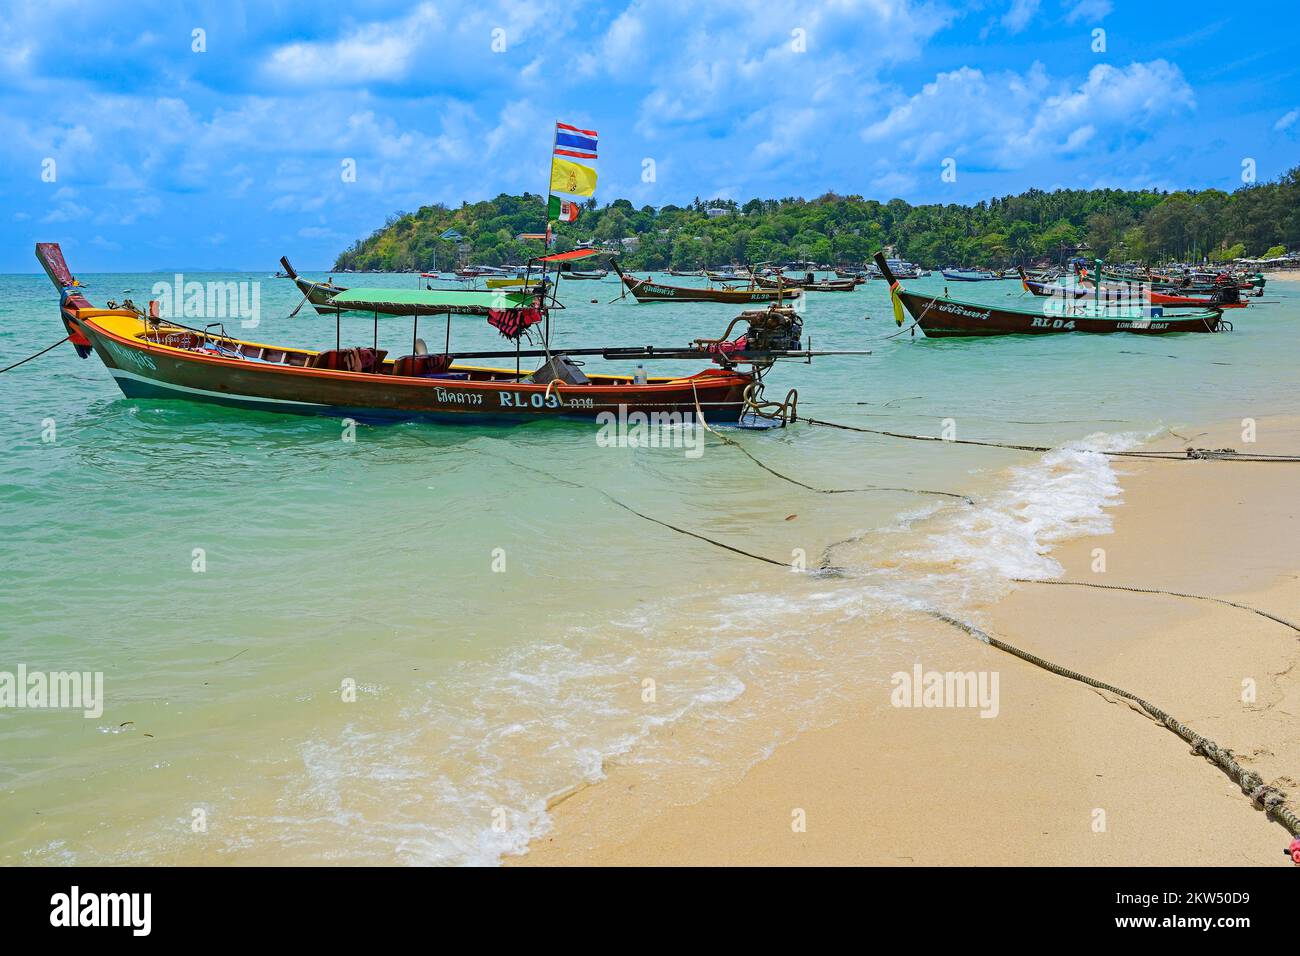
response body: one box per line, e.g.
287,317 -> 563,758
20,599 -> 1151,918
2,0 -> 1297,271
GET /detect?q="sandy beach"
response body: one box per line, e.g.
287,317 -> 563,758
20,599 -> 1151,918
517,417 -> 1300,866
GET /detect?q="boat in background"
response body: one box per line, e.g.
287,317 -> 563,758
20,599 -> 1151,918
876,254 -> 1225,336
940,267 -> 998,281
867,258 -> 921,280
1017,268 -> 1247,308
612,261 -> 796,304
280,257 -> 360,316
751,271 -> 858,292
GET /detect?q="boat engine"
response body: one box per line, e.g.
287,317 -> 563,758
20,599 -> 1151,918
696,304 -> 804,364
742,305 -> 803,352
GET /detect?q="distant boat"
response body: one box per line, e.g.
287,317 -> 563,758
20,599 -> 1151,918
867,258 -> 921,280
613,262 -> 796,304
752,272 -> 858,292
1018,268 -> 1247,308
279,257 -> 365,316
940,268 -> 999,282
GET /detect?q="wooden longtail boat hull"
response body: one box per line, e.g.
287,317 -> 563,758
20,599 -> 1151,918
1020,274 -> 1244,308
876,255 -> 1223,336
278,257 -> 367,316
65,310 -> 753,423
940,270 -> 998,281
616,271 -> 791,304
752,274 -> 858,292
896,289 -> 1222,336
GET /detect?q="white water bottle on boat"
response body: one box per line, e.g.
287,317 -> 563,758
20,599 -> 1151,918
633,363 -> 647,385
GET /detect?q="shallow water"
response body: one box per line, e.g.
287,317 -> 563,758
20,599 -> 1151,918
1,267 -> 1296,864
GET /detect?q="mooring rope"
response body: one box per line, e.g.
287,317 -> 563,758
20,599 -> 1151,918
1014,578 -> 1300,634
584,475 -> 1300,839
798,415 -> 1300,462
688,383 -> 972,502
400,425 -> 1300,839
931,611 -> 1300,839
0,336 -> 69,374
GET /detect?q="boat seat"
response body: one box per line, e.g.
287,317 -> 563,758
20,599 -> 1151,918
391,353 -> 454,377
309,347 -> 388,373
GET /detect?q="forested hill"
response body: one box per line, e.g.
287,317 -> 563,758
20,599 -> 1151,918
332,167 -> 1299,272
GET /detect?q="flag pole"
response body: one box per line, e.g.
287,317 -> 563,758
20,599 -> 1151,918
541,121 -> 558,361
544,120 -> 558,250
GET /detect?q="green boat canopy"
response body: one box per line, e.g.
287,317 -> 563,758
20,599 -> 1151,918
325,287 -> 538,317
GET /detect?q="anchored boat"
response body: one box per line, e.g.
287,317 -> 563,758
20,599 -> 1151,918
279,257 -> 356,316
35,243 -> 864,425
611,262 -> 794,304
877,254 -> 1225,336
1017,268 -> 1246,308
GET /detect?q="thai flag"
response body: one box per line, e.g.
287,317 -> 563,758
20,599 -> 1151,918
554,122 -> 597,161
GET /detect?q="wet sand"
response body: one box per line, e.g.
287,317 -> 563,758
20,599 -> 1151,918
516,418 -> 1300,866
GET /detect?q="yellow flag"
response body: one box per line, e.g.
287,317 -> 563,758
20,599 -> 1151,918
550,157 -> 597,197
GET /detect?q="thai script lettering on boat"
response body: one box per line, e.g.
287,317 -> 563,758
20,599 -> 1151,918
936,304 -> 991,321
150,274 -> 261,328
0,665 -> 104,718
436,387 -> 484,406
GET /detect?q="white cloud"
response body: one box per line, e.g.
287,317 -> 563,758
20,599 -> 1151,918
863,60 -> 1195,169
1063,0 -> 1112,23
264,4 -> 442,85
1274,109 -> 1298,132
578,0 -> 952,141
1001,0 -> 1041,34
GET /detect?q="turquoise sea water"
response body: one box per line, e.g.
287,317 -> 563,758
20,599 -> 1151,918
2,267 -> 1297,864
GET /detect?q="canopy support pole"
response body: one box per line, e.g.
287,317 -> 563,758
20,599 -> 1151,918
373,311 -> 378,351
412,314 -> 418,354
335,307 -> 340,351
444,312 -> 451,355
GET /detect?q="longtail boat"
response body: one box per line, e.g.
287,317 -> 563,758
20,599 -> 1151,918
1017,268 -> 1246,308
36,243 -> 866,425
612,262 -> 793,304
280,257 -> 357,316
877,254 -> 1225,337
751,272 -> 858,292
940,268 -> 998,282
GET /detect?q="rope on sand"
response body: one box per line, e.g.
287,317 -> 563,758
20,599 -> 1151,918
797,415 -> 1300,462
1013,578 -> 1300,634
930,611 -> 1300,839
404,429 -> 1300,841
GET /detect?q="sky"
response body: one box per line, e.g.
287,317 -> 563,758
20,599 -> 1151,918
1,0 -> 1297,271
